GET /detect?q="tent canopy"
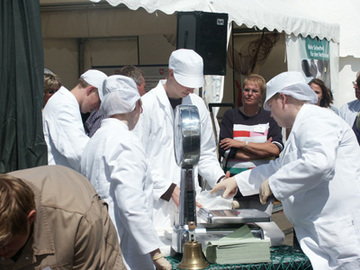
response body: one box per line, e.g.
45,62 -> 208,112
90,0 -> 340,43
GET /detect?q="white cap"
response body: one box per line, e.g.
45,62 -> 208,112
169,49 -> 204,88
80,70 -> 108,101
101,75 -> 140,117
44,68 -> 54,75
264,71 -> 318,111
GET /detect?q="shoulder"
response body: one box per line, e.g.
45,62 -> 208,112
222,107 -> 237,119
340,99 -> 359,110
43,87 -> 78,115
10,166 -> 96,214
141,84 -> 164,107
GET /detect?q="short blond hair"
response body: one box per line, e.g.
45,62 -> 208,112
0,175 -> 35,245
243,74 -> 266,96
44,73 -> 62,92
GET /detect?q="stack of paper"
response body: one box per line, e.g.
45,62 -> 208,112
204,225 -> 270,264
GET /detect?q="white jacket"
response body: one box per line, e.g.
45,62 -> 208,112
135,80 -> 224,229
236,104 -> 360,269
42,86 -> 89,171
339,99 -> 360,126
81,119 -> 161,270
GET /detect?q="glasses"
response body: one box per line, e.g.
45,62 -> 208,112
243,88 -> 260,94
44,89 -> 58,94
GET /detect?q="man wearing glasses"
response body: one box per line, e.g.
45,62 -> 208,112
339,71 -> 360,126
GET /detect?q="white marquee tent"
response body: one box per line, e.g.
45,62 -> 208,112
40,0 -> 360,108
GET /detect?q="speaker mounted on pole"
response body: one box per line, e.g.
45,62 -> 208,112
177,11 -> 228,76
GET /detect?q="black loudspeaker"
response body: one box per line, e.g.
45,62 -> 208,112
177,11 -> 228,75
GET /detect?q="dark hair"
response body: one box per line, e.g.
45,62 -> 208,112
0,175 -> 35,245
308,78 -> 333,108
119,66 -> 144,86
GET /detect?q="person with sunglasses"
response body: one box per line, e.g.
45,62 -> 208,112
219,74 -> 283,214
43,71 -> 62,108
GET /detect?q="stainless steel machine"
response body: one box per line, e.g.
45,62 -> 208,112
172,104 -> 273,268
173,104 -> 209,269
173,104 -> 201,253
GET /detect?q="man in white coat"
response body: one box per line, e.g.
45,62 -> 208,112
81,75 -> 171,270
211,71 -> 360,269
42,69 -> 107,171
135,49 -> 226,241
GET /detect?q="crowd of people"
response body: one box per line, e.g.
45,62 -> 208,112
1,48 -> 360,270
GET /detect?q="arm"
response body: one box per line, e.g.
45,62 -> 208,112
220,113 -> 283,161
72,199 -> 119,269
197,100 -> 226,187
218,109 -> 234,158
44,101 -> 89,170
268,114 -> 340,200
111,141 -> 161,255
220,137 -> 280,160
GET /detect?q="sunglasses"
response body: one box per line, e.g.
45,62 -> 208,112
44,89 -> 58,94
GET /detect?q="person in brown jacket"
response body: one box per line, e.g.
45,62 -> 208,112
0,165 -> 126,270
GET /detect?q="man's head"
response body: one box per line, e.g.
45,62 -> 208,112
0,175 -> 36,259
119,66 -> 146,96
355,72 -> 360,100
264,71 -> 318,128
165,49 -> 204,99
78,70 -> 108,113
101,75 -> 142,130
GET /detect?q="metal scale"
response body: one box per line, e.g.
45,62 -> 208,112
173,105 -> 271,269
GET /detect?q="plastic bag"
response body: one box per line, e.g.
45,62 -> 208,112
197,190 -> 232,210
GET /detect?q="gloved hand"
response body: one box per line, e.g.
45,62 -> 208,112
210,176 -> 237,198
259,179 -> 272,205
151,249 -> 172,270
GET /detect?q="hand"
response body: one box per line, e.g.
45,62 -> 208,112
153,257 -> 172,270
220,138 -> 242,150
151,249 -> 172,270
259,179 -> 272,205
171,185 -> 180,207
210,176 -> 237,198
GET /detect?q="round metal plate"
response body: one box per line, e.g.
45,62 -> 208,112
174,105 -> 201,167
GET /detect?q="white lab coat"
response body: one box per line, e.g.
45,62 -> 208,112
42,86 -> 89,171
339,99 -> 360,126
81,119 -> 161,270
235,104 -> 360,269
135,80 -> 224,230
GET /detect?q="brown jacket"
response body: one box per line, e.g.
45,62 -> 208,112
0,165 -> 126,270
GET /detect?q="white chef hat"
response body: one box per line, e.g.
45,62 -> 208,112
169,49 -> 204,88
264,71 -> 318,111
101,75 -> 140,117
80,69 -> 108,101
